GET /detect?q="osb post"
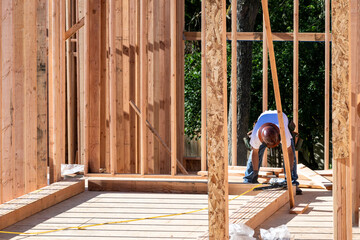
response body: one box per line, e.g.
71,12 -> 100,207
332,0 -> 353,238
205,0 -> 229,239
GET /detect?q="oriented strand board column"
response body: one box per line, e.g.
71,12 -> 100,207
332,0 -> 353,238
205,0 -> 229,238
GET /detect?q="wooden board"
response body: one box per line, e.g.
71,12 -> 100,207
184,32 -> 330,42
205,0 -> 229,238
0,180 -> 85,230
88,178 -> 259,195
298,164 -> 332,190
198,188 -> 291,239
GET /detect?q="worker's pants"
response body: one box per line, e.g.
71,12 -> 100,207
243,138 -> 299,185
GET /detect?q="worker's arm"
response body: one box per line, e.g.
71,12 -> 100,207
288,145 -> 294,171
251,148 -> 260,171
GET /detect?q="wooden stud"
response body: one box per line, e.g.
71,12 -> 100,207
140,0 -> 149,175
84,0 -> 101,173
262,0 -> 268,167
24,0 -> 38,194
201,0 -> 207,172
109,0 -> 116,175
170,0 -> 177,176
36,0 -> 48,190
350,0 -> 360,228
231,0 -> 237,166
332,0 -> 353,238
324,0 -> 330,170
184,32 -> 330,42
293,0 -> 299,164
261,0 -> 295,208
0,0 -> 2,204
205,0 -> 229,238
66,0 -> 77,165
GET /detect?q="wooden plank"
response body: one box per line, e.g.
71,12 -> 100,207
262,0 -> 268,167
290,203 -> 309,214
261,0 -> 295,208
36,0 -> 48,190
0,180 -> 85,230
205,0 -> 229,238
88,178 -> 259,195
24,0 -> 38,194
86,173 -> 207,179
298,164 -> 332,190
1,0 -> 15,202
229,166 -> 284,173
231,0 -> 237,166
0,0 -> 2,204
332,0 -> 353,237
170,0 -> 177,176
60,0 -> 66,167
293,0 -> 299,164
66,0 -> 76,165
355,0 -> 360,228
140,0 -> 149,175
176,0 -> 185,176
350,0 -> 360,228
324,0 -> 330,170
200,0 -> 206,172
184,32 -> 330,42
109,0 -> 116,175
14,0 -> 26,199
84,0 -> 101,173
64,17 -> 85,40
198,188 -> 291,239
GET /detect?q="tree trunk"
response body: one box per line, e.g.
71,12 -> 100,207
228,0 -> 261,166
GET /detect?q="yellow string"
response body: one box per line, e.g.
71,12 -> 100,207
0,184 -> 262,235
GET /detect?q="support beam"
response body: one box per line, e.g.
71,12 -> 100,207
64,17 -> 85,40
184,32 -> 330,42
170,0 -> 177,176
293,0 -> 299,164
201,0 -> 207,172
205,0 -> 229,238
261,0 -> 295,208
324,0 -> 330,170
332,0 -> 353,238
231,0 -> 237,166
262,0 -> 268,167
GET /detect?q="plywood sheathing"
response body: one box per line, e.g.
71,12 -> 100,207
332,0 -> 353,238
205,0 -> 229,238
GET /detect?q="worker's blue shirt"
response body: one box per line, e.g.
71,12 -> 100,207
249,110 -> 292,149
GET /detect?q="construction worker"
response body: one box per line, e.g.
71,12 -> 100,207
243,110 -> 302,194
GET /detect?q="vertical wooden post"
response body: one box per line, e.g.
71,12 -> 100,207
109,0 -> 116,175
332,0 -> 353,238
201,0 -> 207,171
261,0 -> 295,208
293,0 -> 299,164
0,1 -> 2,204
324,0 -> 330,170
140,0 -> 148,175
231,0 -> 237,167
205,0 -> 229,238
36,0 -> 48,189
84,0 -> 101,173
49,0 -> 64,183
350,0 -> 360,228
262,0 -> 268,167
170,0 -> 177,176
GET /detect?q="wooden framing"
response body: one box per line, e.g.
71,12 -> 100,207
324,0 -> 331,170
332,0 -> 353,238
261,0 -> 295,208
205,0 -> 229,238
293,0 -> 299,163
262,0 -> 268,167
0,180 -> 85,230
201,0 -> 207,172
231,0 -> 237,167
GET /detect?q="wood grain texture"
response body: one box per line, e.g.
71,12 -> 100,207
332,0 -> 352,238
201,0 -> 207,172
231,0 -> 237,166
293,0 -> 299,164
0,0 -> 2,204
205,0 -> 229,238
324,0 -> 330,170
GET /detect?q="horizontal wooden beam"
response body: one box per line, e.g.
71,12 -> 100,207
0,180 -> 85,230
184,32 -> 330,42
64,17 -> 85,40
88,178 -> 260,195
